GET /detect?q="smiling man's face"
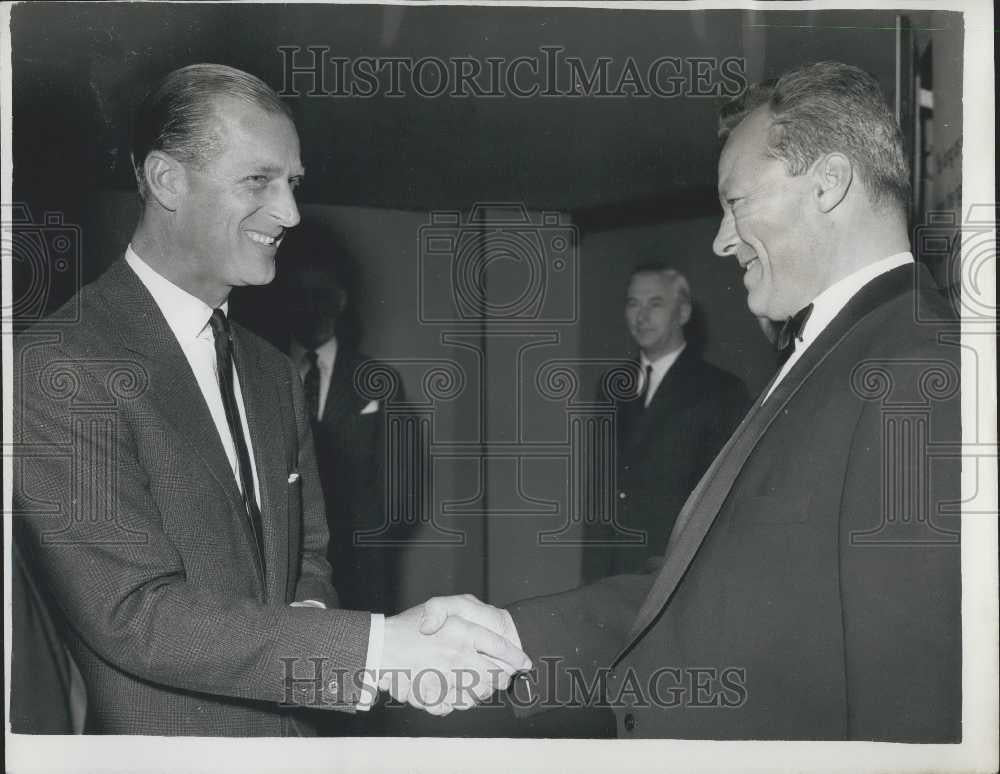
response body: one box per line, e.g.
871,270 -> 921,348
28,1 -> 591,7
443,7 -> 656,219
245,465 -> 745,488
174,96 -> 304,304
624,270 -> 688,360
712,107 -> 823,321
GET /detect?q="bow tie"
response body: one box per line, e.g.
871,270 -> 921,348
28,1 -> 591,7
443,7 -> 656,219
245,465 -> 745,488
775,303 -> 814,352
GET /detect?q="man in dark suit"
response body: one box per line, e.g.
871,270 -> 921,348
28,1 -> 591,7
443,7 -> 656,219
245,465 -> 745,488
423,61 -> 961,741
11,63 -> 529,735
282,245 -> 408,616
584,266 -> 749,580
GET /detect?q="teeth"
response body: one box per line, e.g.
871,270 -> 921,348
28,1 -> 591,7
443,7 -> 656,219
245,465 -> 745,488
246,231 -> 277,245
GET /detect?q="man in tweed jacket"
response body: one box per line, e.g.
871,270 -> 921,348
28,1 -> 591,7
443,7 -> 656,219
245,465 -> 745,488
12,64 -> 529,735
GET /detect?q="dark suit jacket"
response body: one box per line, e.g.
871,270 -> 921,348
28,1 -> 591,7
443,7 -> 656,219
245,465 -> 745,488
583,349 -> 750,580
11,542 -> 86,733
509,264 -> 961,741
13,259 -> 371,736
308,346 -> 406,613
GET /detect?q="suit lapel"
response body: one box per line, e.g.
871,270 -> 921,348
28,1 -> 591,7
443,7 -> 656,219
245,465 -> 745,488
644,348 -> 699,419
620,348 -> 698,450
616,360 -> 645,446
614,265 -> 917,663
322,349 -> 365,428
232,326 -> 288,602
98,261 -> 246,518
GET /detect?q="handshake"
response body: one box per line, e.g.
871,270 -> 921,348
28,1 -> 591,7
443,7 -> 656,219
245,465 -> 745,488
378,594 -> 529,716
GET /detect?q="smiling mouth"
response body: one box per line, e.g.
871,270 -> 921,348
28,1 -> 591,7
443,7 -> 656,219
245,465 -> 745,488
245,229 -> 281,247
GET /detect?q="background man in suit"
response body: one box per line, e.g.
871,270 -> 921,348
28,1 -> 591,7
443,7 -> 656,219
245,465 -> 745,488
584,265 -> 749,580
424,61 -> 962,741
282,238 -> 409,616
12,63 -> 529,735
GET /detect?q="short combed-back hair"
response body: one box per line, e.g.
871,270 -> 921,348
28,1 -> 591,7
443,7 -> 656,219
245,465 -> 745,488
629,262 -> 692,304
718,61 -> 910,212
130,63 -> 293,201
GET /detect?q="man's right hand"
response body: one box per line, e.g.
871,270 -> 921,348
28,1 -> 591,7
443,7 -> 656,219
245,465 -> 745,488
418,593 -> 521,647
380,596 -> 531,716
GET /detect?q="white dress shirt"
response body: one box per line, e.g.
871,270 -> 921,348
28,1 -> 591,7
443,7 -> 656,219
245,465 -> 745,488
763,252 -> 914,402
639,343 -> 686,407
290,336 -> 338,421
126,246 -> 262,503
125,246 -> 381,709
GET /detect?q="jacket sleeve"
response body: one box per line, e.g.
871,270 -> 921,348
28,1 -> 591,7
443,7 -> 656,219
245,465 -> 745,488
13,337 -> 370,713
286,355 -> 342,608
507,567 -> 656,717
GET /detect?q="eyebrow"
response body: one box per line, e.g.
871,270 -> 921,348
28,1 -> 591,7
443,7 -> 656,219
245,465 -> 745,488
247,164 -> 306,178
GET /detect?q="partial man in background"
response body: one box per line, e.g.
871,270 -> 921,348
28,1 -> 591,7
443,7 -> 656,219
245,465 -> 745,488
427,61 -> 962,741
12,63 -> 528,735
584,265 -> 749,581
280,227 -> 411,617
279,230 -> 414,736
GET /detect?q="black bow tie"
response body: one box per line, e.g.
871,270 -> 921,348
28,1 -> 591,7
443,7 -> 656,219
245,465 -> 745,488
775,303 -> 814,352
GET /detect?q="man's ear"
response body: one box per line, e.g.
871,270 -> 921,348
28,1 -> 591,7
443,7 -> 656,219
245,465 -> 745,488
143,151 -> 185,211
678,299 -> 692,327
812,152 -> 853,213
334,287 -> 348,316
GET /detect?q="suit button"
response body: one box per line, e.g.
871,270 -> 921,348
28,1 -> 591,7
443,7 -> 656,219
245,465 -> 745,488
618,491 -> 627,500
624,712 -> 636,732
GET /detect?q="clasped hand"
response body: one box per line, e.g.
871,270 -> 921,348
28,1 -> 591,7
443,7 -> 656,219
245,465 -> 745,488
380,594 -> 528,716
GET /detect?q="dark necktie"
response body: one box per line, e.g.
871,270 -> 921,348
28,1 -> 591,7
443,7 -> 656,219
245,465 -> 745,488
775,303 -> 814,353
641,364 -> 654,409
303,350 -> 320,422
208,309 -> 265,575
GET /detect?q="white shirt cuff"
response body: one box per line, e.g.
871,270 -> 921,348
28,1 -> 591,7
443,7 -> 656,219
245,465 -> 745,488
356,613 -> 384,711
290,599 -> 326,609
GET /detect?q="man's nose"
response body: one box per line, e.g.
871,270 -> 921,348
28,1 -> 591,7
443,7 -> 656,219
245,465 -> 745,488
269,181 -> 301,229
712,210 -> 738,257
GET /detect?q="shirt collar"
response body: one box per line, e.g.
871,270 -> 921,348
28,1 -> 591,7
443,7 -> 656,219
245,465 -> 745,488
125,244 -> 224,341
797,252 -> 914,348
291,335 -> 338,371
640,342 -> 686,378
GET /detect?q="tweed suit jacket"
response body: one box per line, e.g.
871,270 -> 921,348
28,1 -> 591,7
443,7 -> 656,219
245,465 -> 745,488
13,259 -> 372,736
509,264 -> 962,741
583,349 -> 750,581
